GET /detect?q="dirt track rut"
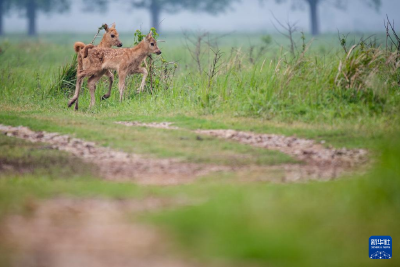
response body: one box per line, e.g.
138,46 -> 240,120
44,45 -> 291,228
116,122 -> 369,181
0,124 -> 230,185
196,129 -> 368,180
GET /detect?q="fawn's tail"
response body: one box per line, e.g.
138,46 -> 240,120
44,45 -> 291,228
74,42 -> 86,73
74,42 -> 85,53
83,44 -> 95,58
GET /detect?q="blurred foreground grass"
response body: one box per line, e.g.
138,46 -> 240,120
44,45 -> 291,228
146,132 -> 400,267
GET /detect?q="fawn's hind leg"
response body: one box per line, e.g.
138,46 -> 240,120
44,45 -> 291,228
88,72 -> 105,108
72,53 -> 85,110
68,72 -> 86,109
102,70 -> 114,100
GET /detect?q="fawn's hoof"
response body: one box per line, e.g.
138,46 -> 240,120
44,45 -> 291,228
68,98 -> 78,108
101,95 -> 110,100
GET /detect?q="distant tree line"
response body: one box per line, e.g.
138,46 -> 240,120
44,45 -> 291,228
0,0 -> 240,36
0,0 -> 69,36
83,0 -> 240,32
0,0 -> 382,36
270,0 -> 381,36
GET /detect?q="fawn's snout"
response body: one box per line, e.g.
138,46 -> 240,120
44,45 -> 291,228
117,43 -> 123,47
156,50 -> 162,55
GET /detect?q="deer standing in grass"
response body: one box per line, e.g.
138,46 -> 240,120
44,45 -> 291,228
72,23 -> 123,110
68,32 -> 161,108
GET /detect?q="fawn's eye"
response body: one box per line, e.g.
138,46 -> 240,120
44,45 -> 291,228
111,34 -> 115,38
151,43 -> 154,46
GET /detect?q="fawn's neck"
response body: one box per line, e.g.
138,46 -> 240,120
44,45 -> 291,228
130,41 -> 149,61
98,35 -> 111,48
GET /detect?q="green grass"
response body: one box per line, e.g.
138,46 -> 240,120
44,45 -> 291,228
0,133 -> 94,178
0,31 -> 399,267
1,32 -> 399,125
147,135 -> 400,267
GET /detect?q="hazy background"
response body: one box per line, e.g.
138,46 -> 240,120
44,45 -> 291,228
2,0 -> 399,34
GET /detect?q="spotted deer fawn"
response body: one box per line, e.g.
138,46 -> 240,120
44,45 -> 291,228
72,23 -> 123,110
68,31 -> 161,108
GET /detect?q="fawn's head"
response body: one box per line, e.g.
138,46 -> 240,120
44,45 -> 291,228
102,23 -> 123,48
145,32 -> 162,55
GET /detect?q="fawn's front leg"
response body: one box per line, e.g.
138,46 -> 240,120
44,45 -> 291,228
102,70 -> 114,100
118,71 -> 127,102
136,67 -> 148,93
88,72 -> 104,108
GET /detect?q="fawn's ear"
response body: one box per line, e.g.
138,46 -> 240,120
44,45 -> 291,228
104,24 -> 109,32
146,31 -> 153,40
111,23 -> 116,29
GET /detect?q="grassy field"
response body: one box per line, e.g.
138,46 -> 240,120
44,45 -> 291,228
0,30 -> 399,266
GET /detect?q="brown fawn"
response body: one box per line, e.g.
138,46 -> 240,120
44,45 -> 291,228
68,31 -> 161,108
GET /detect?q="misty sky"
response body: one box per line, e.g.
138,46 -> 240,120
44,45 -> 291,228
2,0 -> 400,33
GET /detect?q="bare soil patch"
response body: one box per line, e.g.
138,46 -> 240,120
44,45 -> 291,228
0,125 -> 230,185
1,197 -> 198,267
116,121 -> 179,130
197,129 -> 369,180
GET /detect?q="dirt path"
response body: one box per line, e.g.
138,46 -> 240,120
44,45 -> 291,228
116,122 -> 369,180
0,123 -> 369,182
1,197 -> 198,267
0,124 -> 230,185
196,130 -> 367,165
